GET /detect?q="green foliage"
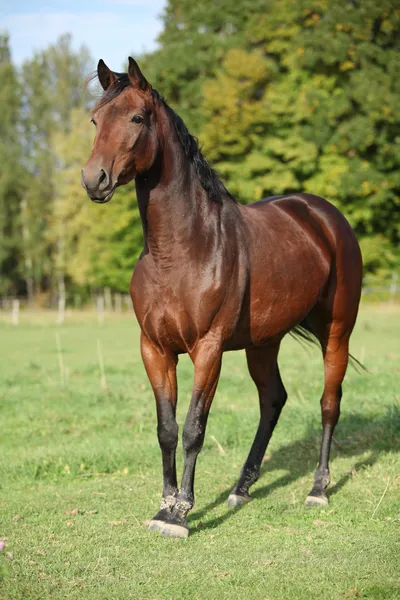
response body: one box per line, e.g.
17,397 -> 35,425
141,0 -> 265,129
1,1 -> 399,298
77,190 -> 142,291
0,34 -> 26,295
20,35 -> 92,298
359,234 -> 399,275
198,0 -> 400,270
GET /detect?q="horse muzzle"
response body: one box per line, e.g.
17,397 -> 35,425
81,167 -> 116,203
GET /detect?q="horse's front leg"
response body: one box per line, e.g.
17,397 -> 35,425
161,338 -> 223,538
140,334 -> 179,531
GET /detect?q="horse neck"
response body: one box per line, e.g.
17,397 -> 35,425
135,107 -> 219,263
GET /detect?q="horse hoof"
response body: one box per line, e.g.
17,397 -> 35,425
227,493 -> 251,507
161,523 -> 189,538
147,519 -> 166,532
305,494 -> 328,506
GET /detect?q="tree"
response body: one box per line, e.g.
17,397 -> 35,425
198,0 -> 400,273
2,0 -> 399,299
20,34 -> 92,300
0,34 -> 26,296
140,0 -> 266,130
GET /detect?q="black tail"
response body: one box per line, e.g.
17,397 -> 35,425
290,321 -> 367,374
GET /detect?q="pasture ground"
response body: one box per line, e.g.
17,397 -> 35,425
0,304 -> 399,599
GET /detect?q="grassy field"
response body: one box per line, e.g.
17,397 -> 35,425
0,304 -> 399,599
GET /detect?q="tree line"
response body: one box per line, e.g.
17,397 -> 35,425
1,0 -> 399,303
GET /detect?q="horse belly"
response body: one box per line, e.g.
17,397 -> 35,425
230,247 -> 329,349
250,278 -> 325,344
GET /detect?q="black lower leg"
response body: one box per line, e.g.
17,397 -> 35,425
306,385 -> 342,505
157,342 -> 221,537
230,365 -> 287,501
165,410 -> 208,528
151,400 -> 179,523
231,419 -> 275,499
306,424 -> 333,503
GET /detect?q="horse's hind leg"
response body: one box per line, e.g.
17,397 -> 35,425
228,343 -> 287,506
305,321 -> 350,505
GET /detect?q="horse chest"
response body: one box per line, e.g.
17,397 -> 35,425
133,275 -> 223,353
145,295 -> 198,351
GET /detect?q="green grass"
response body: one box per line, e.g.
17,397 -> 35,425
1,305 -> 399,600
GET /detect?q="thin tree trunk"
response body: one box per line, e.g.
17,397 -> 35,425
57,275 -> 66,324
21,198 -> 35,307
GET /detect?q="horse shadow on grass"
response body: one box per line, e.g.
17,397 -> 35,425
189,404 -> 400,533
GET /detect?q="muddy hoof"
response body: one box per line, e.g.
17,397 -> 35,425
227,493 -> 251,507
161,522 -> 189,538
305,494 -> 328,506
147,519 -> 166,532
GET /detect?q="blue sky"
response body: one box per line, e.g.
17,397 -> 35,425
1,0 -> 166,70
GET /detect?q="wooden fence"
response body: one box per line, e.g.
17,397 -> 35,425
1,274 -> 399,326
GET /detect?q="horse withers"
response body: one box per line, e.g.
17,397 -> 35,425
82,57 -> 363,538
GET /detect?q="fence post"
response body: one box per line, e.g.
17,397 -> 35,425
104,287 -> 113,312
96,295 -> 105,325
11,299 -> 20,326
57,294 -> 66,324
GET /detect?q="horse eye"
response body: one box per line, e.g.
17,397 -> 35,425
91,118 -> 97,126
132,115 -> 144,124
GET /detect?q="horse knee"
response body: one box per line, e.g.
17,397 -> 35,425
320,386 -> 342,427
182,419 -> 205,454
321,406 -> 340,426
158,420 -> 178,451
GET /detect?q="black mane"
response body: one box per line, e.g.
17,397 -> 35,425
91,74 -> 236,204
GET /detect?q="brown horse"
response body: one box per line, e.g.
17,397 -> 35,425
82,57 -> 363,538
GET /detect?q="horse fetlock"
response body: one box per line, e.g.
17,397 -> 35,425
159,494 -> 177,512
306,475 -> 330,506
238,466 -> 260,494
314,468 -> 330,490
172,498 -> 192,521
150,494 -> 192,536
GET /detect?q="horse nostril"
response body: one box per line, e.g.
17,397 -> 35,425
99,169 -> 107,186
98,168 -> 110,191
82,166 -> 110,196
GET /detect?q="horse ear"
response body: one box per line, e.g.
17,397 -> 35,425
128,57 -> 151,93
97,59 -> 118,91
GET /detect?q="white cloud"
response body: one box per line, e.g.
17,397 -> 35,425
3,9 -> 164,68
